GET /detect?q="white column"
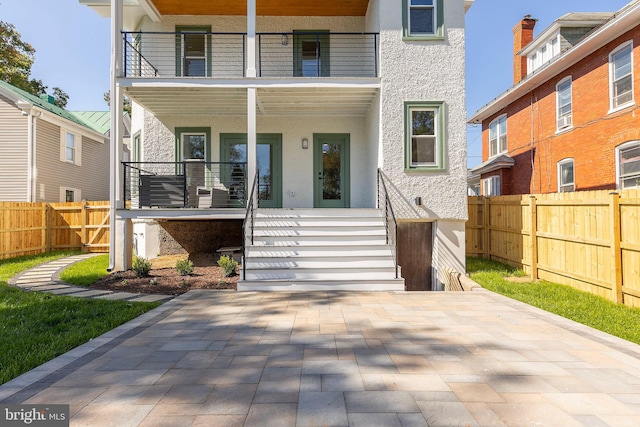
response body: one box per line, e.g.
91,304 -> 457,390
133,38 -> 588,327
246,0 -> 257,77
247,87 -> 257,203
109,0 -> 130,270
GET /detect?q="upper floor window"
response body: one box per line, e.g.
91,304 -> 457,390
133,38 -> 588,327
528,34 -> 560,74
483,176 -> 501,196
404,101 -> 446,171
402,0 -> 444,40
557,158 -> 575,192
556,77 -> 573,131
60,129 -> 81,165
176,26 -> 211,77
617,141 -> 640,189
610,42 -> 634,111
489,115 -> 507,157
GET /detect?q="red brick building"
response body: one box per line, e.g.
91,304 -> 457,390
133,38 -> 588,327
469,1 -> 640,195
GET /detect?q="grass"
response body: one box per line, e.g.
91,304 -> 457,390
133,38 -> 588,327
59,254 -> 110,286
467,256 -> 640,345
0,251 -> 161,385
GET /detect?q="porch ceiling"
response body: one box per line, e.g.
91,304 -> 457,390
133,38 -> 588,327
125,86 -> 379,117
149,0 -> 370,16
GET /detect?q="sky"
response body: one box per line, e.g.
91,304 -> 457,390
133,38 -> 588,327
0,0 -> 634,167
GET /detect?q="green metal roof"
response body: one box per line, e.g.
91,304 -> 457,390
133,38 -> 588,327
70,111 -> 111,135
0,79 -> 108,136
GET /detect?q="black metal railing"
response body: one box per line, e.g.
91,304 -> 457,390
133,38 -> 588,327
123,161 -> 247,209
242,172 -> 259,280
377,169 -> 399,279
121,31 -> 378,78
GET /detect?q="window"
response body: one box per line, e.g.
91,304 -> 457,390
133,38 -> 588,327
527,33 -> 561,74
404,101 -> 446,171
557,158 -> 575,192
293,31 -> 330,77
482,176 -> 501,196
60,129 -> 81,165
617,141 -> 640,189
176,26 -> 211,77
60,187 -> 80,203
402,0 -> 444,40
175,127 -> 210,162
556,77 -> 572,131
489,115 -> 507,157
610,42 -> 634,110
132,132 -> 141,162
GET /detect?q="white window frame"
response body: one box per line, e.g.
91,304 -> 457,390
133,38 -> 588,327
556,76 -> 573,132
527,33 -> 561,74
609,41 -> 634,112
60,129 -> 81,166
181,132 -> 207,160
60,187 -> 81,203
616,141 -> 640,190
489,115 -> 507,157
482,176 -> 501,196
557,158 -> 575,193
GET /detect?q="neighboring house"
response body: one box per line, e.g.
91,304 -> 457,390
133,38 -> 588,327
82,0 -> 472,291
0,80 -> 113,202
469,1 -> 640,196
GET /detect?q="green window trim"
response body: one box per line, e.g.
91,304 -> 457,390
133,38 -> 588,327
404,101 -> 446,173
175,127 -> 211,162
293,30 -> 331,77
402,0 -> 445,41
175,25 -> 213,77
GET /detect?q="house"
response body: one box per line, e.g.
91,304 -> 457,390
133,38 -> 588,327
0,80 -> 113,202
469,1 -> 640,196
82,0 -> 472,291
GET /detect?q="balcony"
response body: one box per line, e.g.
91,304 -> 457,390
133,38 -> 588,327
122,31 -> 379,79
123,161 -> 248,209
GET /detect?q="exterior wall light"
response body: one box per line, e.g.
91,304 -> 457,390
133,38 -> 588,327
281,34 -> 289,45
302,138 -> 309,149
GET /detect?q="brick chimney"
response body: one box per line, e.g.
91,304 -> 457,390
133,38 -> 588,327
513,15 -> 537,84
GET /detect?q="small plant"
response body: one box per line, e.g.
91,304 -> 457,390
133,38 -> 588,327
121,279 -> 129,286
149,278 -> 158,286
132,255 -> 152,278
175,258 -> 194,276
217,255 -> 238,277
112,272 -> 121,280
180,278 -> 188,288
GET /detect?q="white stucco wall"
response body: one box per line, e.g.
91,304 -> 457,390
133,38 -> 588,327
432,220 -> 467,290
377,0 -> 468,222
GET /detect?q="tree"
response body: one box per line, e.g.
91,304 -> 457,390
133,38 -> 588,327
1,20 -> 68,103
104,91 -> 132,115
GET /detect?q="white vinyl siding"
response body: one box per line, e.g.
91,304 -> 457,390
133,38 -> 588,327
37,120 -> 110,202
0,94 -> 29,201
556,77 -> 573,131
610,41 -> 634,111
489,115 -> 507,157
557,158 -> 575,192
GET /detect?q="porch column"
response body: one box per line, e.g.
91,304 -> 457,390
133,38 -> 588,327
109,0 -> 131,271
247,87 -> 257,203
246,0 -> 257,77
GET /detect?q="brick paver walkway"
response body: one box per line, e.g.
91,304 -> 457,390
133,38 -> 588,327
1,290 -> 640,426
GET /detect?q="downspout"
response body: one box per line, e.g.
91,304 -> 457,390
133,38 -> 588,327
30,111 -> 41,202
26,109 -> 34,202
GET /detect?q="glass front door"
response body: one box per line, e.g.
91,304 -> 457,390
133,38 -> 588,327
313,134 -> 350,208
221,134 -> 282,208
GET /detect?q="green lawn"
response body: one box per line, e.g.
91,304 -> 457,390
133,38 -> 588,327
0,252 -> 160,385
467,256 -> 640,345
59,254 -> 110,286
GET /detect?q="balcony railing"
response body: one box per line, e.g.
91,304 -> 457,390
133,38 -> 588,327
123,161 -> 247,209
122,31 -> 378,78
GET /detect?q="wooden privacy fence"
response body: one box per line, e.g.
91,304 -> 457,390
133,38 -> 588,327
0,201 -> 110,260
467,190 -> 640,307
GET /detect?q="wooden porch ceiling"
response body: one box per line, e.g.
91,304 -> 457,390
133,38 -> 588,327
149,0 -> 370,16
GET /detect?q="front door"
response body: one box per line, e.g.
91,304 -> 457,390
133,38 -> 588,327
313,134 -> 350,208
221,134 -> 283,208
293,31 -> 330,77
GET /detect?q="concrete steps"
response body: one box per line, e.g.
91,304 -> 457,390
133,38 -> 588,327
238,208 -> 404,291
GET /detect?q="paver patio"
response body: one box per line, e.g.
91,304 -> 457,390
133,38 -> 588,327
2,289 -> 640,426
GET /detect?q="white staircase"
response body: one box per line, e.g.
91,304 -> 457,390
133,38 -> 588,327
238,208 -> 405,291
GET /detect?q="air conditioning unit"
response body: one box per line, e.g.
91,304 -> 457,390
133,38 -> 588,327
557,115 -> 572,129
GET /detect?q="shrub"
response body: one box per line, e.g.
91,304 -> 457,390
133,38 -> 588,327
175,258 -> 194,276
217,255 -> 238,277
149,278 -> 158,286
132,255 -> 152,278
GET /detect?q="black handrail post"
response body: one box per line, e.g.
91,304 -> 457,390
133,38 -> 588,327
242,172 -> 259,280
182,160 -> 188,207
122,32 -> 128,77
316,32 -> 320,77
257,34 -> 261,77
374,33 -> 378,78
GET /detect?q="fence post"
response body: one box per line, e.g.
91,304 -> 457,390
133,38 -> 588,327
45,204 -> 53,252
610,192 -> 623,304
81,202 -> 89,252
482,197 -> 490,259
530,195 -> 538,280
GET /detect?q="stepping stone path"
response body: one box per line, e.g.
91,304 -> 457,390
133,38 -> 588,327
8,254 -> 173,303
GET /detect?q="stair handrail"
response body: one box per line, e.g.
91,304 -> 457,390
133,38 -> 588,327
242,172 -> 259,280
377,169 -> 399,279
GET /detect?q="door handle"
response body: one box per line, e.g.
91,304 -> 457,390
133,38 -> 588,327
318,172 -> 323,180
